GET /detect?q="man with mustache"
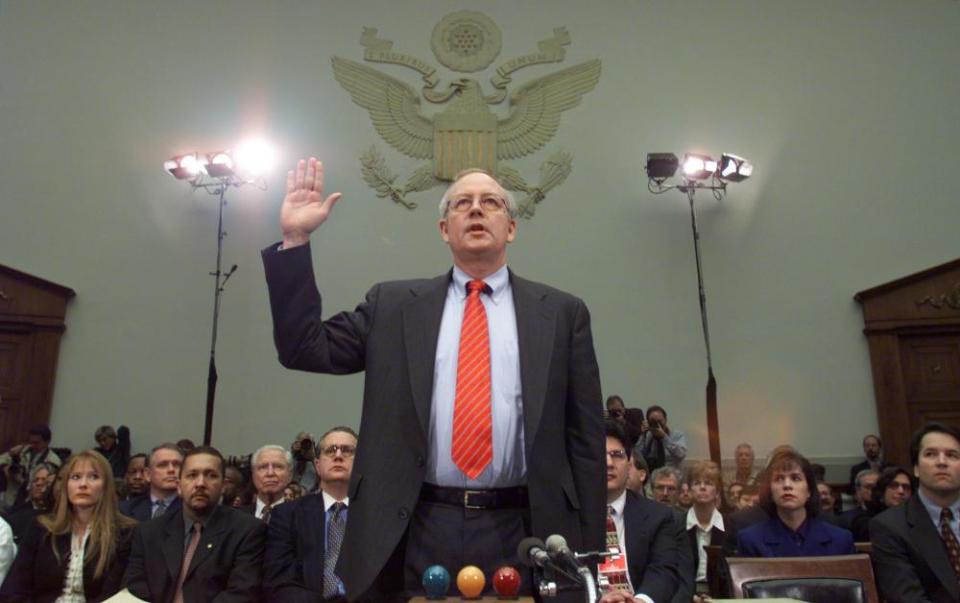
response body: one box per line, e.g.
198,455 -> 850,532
124,446 -> 266,603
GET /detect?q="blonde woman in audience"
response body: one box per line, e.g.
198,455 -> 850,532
0,450 -> 136,603
682,461 -> 726,602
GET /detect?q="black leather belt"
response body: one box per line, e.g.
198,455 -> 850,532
420,483 -> 529,510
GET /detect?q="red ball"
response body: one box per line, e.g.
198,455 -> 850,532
492,566 -> 521,597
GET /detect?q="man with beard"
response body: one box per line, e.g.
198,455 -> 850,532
124,446 -> 266,602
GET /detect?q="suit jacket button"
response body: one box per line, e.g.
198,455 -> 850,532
416,455 -> 425,467
399,507 -> 409,520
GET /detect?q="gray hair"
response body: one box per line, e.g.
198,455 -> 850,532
854,468 -> 880,489
438,169 -> 518,219
650,466 -> 684,485
735,442 -> 754,455
252,444 -> 293,469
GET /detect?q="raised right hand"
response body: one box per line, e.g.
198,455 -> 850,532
280,157 -> 343,248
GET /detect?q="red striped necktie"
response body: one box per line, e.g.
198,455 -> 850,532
452,280 -> 493,480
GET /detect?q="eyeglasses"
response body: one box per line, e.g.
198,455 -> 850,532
322,444 -> 357,458
606,450 -> 628,461
447,195 -> 507,214
887,482 -> 912,492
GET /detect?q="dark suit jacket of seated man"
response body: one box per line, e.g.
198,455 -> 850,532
264,492 -> 330,602
617,490 -> 681,602
123,496 -> 266,602
262,161 -> 605,600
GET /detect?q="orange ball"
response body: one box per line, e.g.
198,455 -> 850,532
456,565 -> 486,598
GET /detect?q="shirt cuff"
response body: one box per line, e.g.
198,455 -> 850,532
636,595 -> 654,603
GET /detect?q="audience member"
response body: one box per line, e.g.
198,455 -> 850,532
737,448 -> 855,556
871,423 -> 960,603
265,426 -> 357,601
0,426 -> 62,511
121,453 -> 148,500
848,434 -> 889,489
119,443 -> 182,522
599,421 -> 679,603
650,466 -> 684,508
222,464 -> 247,505
623,408 -> 646,449
839,468 -> 880,530
247,445 -> 293,523
0,517 -> 13,588
0,450 -> 136,602
677,483 -> 693,511
606,395 -> 627,423
816,482 -> 836,516
123,446 -> 266,602
851,466 -> 913,541
810,463 -> 827,484
5,462 -> 56,540
626,453 -> 648,497
283,482 -> 305,502
93,425 -> 131,485
290,432 -> 318,493
737,484 -> 760,510
725,482 -> 744,512
724,443 -> 758,487
176,439 -> 196,454
20,425 -> 64,476
635,405 -> 687,471
682,461 -> 726,602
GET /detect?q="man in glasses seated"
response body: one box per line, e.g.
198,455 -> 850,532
264,426 -> 358,602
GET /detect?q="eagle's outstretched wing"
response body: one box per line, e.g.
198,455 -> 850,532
497,59 -> 601,160
331,56 -> 434,159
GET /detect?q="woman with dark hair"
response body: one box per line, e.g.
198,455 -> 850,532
0,450 -> 137,602
737,449 -> 855,557
850,466 -> 913,541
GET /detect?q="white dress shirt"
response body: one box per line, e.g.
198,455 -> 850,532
607,491 -> 654,603
686,506 -> 725,582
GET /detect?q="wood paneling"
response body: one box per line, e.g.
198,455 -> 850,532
856,258 -> 960,467
0,265 -> 74,451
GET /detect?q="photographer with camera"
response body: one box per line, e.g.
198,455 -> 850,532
634,405 -> 687,472
290,432 -> 318,493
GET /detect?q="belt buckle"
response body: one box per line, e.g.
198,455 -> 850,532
463,489 -> 486,510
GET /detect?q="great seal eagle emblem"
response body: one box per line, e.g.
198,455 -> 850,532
331,11 -> 601,217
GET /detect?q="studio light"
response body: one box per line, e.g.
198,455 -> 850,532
682,154 -> 717,180
161,137 -> 276,445
645,153 -> 679,181
235,138 -> 277,176
205,152 -> 235,178
164,153 -> 203,180
718,153 -> 753,182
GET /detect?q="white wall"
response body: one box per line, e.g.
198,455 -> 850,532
1,1 -> 958,460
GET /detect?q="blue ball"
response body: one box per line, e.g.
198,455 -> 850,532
422,565 -> 451,599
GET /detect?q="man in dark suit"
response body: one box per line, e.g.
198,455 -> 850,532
871,423 -> 960,603
263,159 -> 605,600
264,426 -> 357,602
848,434 -> 890,490
601,421 -> 679,603
120,443 -> 183,522
124,446 -> 266,603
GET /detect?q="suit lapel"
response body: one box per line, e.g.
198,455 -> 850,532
184,505 -> 228,582
402,274 -> 450,439
511,274 -> 554,456
621,493 -> 647,587
906,497 -> 960,599
161,511 -> 186,586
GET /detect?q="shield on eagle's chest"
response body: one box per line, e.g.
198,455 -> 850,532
433,110 -> 498,180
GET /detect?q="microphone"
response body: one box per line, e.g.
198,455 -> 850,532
518,537 -> 583,584
545,534 -> 582,570
546,534 -> 599,603
517,537 -> 553,570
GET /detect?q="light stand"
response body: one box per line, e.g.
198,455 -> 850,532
646,152 -> 752,465
165,149 -> 270,445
